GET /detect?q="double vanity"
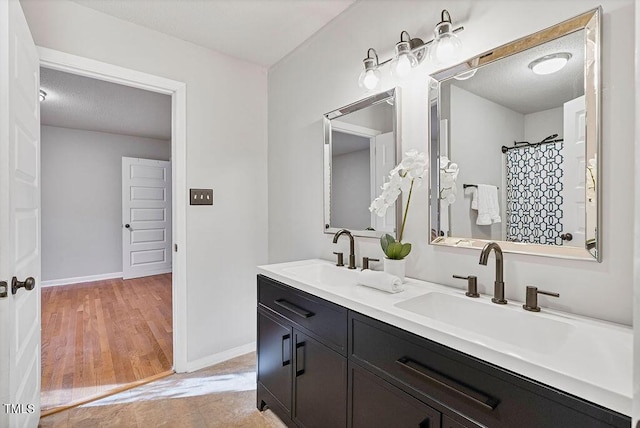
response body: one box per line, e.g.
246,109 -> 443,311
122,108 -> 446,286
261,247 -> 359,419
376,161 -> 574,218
256,259 -> 631,427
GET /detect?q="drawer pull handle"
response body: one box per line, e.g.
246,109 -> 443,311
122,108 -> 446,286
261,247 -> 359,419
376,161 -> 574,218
282,334 -> 291,366
274,299 -> 315,319
396,357 -> 499,411
295,341 -> 306,376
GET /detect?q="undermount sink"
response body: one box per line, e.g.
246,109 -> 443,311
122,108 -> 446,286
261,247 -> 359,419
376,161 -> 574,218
394,292 -> 575,354
281,263 -> 358,287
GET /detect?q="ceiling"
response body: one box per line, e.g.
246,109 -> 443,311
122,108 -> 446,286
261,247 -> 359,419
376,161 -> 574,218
450,30 -> 585,115
70,0 -> 356,68
40,67 -> 172,140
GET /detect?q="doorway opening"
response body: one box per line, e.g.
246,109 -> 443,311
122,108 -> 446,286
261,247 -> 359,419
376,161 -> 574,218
37,50 -> 186,413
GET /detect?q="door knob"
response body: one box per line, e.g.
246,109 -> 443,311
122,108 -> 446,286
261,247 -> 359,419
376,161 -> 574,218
0,281 -> 7,298
125,224 -> 131,229
11,276 -> 35,295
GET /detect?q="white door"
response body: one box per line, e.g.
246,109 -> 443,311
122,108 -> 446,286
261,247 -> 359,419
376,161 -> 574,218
0,1 -> 42,426
122,157 -> 172,279
371,131 -> 396,233
562,95 -> 586,247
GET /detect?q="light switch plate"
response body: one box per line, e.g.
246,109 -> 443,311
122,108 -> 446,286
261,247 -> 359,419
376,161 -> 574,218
190,188 -> 213,205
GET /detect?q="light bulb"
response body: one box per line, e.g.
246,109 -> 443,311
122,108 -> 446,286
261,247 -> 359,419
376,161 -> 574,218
390,41 -> 418,80
358,68 -> 381,90
429,17 -> 462,68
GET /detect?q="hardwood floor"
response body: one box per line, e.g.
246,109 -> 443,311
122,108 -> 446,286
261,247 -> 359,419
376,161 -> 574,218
41,274 -> 173,411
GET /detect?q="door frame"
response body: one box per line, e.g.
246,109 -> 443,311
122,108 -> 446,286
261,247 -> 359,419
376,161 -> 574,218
38,47 -> 188,373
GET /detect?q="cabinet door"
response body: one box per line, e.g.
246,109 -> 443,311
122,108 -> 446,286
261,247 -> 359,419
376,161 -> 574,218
293,330 -> 347,428
257,310 -> 293,415
442,415 -> 482,428
349,362 -> 441,428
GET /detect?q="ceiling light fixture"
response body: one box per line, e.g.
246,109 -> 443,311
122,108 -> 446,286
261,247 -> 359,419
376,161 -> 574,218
528,52 -> 572,75
39,89 -> 47,102
358,48 -> 382,90
357,10 -> 464,88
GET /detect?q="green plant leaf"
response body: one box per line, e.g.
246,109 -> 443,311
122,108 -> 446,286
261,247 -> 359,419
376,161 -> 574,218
380,234 -> 395,256
399,243 -> 412,259
387,242 -> 403,259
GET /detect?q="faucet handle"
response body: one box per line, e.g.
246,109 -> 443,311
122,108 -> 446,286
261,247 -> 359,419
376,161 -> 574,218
333,252 -> 344,267
453,275 -> 479,298
362,257 -> 380,271
523,286 -> 559,312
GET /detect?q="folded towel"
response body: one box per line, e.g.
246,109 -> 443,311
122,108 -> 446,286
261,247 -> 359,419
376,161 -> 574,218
475,184 -> 501,225
357,270 -> 404,293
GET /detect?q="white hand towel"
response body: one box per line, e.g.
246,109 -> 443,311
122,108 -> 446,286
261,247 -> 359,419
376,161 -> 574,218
476,184 -> 501,225
357,270 -> 405,293
467,187 -> 479,210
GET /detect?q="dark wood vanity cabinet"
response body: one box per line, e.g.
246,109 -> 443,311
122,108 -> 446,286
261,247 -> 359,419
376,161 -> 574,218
257,275 -> 631,428
257,275 -> 347,427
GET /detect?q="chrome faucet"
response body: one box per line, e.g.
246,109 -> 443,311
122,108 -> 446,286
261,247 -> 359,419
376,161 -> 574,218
333,229 -> 356,269
479,242 -> 506,304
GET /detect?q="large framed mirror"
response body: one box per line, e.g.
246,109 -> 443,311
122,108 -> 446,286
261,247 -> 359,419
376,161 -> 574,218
429,8 -> 601,261
324,89 -> 402,237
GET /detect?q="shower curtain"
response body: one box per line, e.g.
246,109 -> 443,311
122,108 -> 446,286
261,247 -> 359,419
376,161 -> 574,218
505,142 -> 564,245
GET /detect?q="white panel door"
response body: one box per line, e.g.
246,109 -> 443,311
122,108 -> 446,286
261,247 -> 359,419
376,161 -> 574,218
0,1 -> 42,426
122,157 -> 172,279
562,95 -> 586,247
371,132 -> 396,234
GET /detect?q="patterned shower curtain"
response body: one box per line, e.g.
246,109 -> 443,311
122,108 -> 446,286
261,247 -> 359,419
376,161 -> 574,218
505,142 -> 564,245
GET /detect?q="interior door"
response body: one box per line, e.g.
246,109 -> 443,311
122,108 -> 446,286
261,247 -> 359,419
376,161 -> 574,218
562,95 -> 586,247
122,157 -> 172,279
0,1 -> 42,426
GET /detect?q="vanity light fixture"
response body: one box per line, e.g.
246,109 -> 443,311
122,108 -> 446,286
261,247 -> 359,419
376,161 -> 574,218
429,10 -> 463,67
528,52 -> 572,75
358,48 -> 382,90
39,89 -> 47,102
357,10 -> 464,88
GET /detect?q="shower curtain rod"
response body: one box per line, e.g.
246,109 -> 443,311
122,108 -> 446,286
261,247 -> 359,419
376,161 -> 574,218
501,134 -> 564,153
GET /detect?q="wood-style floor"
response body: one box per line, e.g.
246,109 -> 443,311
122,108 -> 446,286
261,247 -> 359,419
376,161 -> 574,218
41,274 -> 173,411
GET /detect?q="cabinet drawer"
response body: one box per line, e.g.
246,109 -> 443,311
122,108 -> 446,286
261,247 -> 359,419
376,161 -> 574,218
258,275 -> 347,354
349,312 -> 628,428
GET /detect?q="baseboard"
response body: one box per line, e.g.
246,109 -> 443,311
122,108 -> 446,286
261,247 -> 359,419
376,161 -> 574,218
186,341 -> 256,373
123,267 -> 172,280
41,272 -> 123,287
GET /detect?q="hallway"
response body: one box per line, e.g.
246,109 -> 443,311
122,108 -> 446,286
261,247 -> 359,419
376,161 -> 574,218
41,274 -> 173,411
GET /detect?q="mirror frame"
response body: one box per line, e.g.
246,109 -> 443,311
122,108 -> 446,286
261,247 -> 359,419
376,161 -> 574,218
323,88 -> 402,238
428,8 -> 601,261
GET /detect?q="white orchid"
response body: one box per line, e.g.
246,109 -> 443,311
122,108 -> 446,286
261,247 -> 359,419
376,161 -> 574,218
439,156 -> 459,203
369,150 -> 428,258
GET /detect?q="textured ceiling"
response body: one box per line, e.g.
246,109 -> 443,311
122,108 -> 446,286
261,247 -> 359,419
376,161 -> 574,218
40,67 -> 172,140
450,30 -> 586,114
70,0 -> 356,68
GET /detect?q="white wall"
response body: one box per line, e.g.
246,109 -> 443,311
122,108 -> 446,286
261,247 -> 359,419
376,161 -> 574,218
21,0 -> 268,364
633,3 -> 640,425
268,0 -> 635,325
448,85 -> 522,240
524,106 -> 563,143
41,126 -> 171,282
331,148 -> 370,230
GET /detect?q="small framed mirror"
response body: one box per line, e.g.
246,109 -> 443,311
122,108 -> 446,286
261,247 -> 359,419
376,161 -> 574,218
429,8 -> 601,261
324,89 -> 402,237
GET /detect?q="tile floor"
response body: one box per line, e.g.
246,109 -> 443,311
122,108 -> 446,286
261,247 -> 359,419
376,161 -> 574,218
39,353 -> 286,428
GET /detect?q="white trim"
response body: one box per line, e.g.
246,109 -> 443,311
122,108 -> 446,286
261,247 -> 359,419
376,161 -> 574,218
41,272 -> 123,287
37,47 -> 189,373
331,120 -> 381,137
186,342 -> 256,373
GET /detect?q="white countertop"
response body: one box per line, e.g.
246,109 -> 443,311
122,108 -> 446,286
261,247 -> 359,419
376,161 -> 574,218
257,258 -> 633,417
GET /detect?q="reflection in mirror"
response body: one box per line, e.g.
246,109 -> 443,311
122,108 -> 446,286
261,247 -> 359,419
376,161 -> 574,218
324,89 -> 401,237
429,8 -> 600,261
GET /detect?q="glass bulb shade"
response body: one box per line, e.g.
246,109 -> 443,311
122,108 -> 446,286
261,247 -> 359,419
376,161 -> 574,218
529,53 -> 572,75
429,22 -> 462,67
390,42 -> 418,79
358,68 -> 381,90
